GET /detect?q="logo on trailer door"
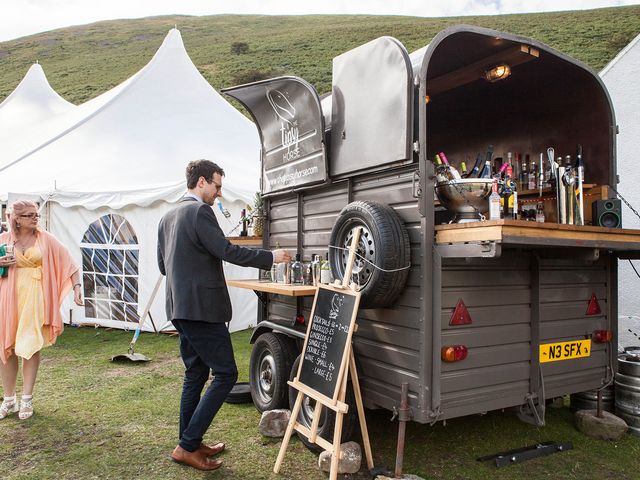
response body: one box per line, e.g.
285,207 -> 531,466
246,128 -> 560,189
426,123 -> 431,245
267,89 -> 300,163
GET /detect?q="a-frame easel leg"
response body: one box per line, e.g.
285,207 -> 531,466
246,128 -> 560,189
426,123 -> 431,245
274,390 -> 304,474
350,349 -> 374,469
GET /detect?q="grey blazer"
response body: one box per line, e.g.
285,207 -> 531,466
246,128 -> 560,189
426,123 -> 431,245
157,197 -> 273,323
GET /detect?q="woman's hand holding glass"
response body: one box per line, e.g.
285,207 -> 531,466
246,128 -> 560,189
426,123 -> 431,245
0,246 -> 16,267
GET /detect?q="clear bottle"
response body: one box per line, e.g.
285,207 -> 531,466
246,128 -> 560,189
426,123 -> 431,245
489,180 -> 501,220
528,159 -> 537,190
536,201 -> 545,223
290,254 -> 304,285
320,252 -> 332,284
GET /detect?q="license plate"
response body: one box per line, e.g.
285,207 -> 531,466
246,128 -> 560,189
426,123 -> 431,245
539,339 -> 591,363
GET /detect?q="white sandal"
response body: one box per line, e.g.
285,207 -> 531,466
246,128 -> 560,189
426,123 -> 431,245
18,398 -> 33,420
0,399 -> 18,419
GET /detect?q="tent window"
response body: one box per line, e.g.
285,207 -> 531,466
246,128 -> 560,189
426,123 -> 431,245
80,214 -> 139,323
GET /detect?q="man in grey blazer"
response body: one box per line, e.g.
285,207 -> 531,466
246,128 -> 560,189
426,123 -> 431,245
158,159 -> 290,471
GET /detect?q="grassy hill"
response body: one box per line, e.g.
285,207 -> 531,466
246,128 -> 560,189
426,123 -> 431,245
0,6 -> 639,104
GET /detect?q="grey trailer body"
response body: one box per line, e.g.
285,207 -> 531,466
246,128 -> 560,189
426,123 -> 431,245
224,25 -> 625,424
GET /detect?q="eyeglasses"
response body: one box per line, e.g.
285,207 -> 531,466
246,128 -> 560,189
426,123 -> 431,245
19,213 -> 40,219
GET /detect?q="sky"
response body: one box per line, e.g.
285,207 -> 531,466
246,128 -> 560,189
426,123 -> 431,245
1,0 -> 638,42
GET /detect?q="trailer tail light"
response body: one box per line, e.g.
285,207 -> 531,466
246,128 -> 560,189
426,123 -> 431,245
586,293 -> 602,315
592,330 -> 612,343
295,315 -> 305,325
441,345 -> 468,362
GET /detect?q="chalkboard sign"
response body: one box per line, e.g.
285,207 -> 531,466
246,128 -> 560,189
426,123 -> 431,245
298,285 -> 360,400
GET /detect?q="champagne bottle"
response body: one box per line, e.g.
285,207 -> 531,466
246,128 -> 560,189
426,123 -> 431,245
479,160 -> 492,179
434,154 -> 449,183
489,180 -> 501,220
460,161 -> 468,176
438,151 -> 462,180
467,153 -> 483,178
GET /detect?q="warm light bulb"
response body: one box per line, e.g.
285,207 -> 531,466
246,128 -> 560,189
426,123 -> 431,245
484,64 -> 511,82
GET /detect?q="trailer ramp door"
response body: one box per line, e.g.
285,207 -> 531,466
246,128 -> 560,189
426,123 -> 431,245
223,77 -> 327,195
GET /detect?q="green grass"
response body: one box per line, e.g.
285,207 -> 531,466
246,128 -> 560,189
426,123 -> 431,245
1,327 -> 639,479
0,7 -> 639,105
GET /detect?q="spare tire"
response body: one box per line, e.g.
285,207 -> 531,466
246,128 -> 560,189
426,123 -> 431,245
329,200 -> 410,308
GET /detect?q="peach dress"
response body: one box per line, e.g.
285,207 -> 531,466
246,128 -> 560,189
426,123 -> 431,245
14,246 -> 50,359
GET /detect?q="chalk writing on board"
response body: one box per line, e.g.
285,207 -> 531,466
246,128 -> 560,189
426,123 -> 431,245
299,289 -> 356,398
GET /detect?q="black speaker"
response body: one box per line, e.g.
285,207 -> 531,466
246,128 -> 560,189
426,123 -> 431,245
592,199 -> 622,228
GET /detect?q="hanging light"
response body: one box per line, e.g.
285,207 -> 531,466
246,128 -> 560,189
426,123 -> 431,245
484,64 -> 511,82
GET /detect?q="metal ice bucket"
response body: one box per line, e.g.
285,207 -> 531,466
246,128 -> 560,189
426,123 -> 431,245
434,178 -> 494,222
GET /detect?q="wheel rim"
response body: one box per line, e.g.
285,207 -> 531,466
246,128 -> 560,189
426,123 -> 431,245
337,221 -> 375,288
300,395 -> 326,429
256,352 -> 276,404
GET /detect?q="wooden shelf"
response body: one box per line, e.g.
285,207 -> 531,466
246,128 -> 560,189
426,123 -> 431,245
226,279 -> 317,297
435,220 -> 640,251
227,236 -> 263,246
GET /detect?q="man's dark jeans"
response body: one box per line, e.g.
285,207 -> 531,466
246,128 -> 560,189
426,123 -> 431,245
172,320 -> 238,452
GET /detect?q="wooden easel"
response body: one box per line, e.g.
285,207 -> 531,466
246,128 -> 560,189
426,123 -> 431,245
274,227 -> 374,480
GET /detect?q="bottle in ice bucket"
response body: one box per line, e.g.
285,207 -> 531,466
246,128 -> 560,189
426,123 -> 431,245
320,251 -> 332,284
291,254 -> 303,285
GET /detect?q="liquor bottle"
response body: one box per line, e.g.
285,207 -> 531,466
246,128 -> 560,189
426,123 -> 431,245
240,209 -> 248,237
520,154 -> 528,189
303,259 -> 314,285
543,152 -> 551,185
291,254 -> 303,285
489,180 -> 501,220
528,159 -> 537,190
538,152 -> 545,194
504,165 -> 518,219
320,252 -> 332,284
479,160 -> 493,179
438,151 -> 462,180
507,152 -> 513,167
536,201 -> 545,223
467,153 -> 483,178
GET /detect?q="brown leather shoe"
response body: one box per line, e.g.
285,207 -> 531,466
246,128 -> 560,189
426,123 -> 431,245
198,442 -> 225,457
171,445 -> 223,471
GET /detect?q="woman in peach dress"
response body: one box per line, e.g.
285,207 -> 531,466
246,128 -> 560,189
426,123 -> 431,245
0,200 -> 83,420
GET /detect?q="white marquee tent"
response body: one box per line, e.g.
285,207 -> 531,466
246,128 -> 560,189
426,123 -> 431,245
1,29 -> 263,333
600,33 -> 640,348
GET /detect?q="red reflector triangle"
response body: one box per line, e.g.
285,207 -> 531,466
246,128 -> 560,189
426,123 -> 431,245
586,293 -> 601,315
450,298 -> 472,325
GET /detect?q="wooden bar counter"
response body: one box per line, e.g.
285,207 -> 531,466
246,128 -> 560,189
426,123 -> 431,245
226,279 -> 317,297
435,219 -> 640,251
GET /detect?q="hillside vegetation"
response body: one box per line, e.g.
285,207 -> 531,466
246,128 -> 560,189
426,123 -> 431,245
0,7 -> 639,104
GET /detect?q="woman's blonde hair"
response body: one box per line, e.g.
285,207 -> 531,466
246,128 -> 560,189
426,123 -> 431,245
7,200 -> 39,233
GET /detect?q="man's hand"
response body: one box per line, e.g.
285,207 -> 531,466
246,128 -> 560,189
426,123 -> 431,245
273,249 -> 291,264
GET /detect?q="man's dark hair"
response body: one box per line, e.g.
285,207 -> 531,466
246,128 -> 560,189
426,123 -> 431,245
186,160 -> 225,189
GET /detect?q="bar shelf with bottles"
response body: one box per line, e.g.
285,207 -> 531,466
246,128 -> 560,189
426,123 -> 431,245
433,144 -> 603,226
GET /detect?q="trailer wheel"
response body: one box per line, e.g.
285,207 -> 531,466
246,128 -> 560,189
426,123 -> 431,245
329,200 -> 410,308
288,355 -> 357,453
250,333 -> 297,412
